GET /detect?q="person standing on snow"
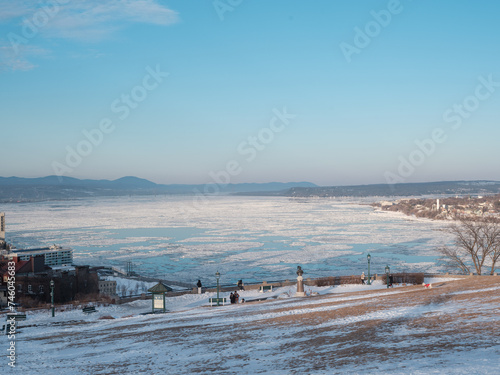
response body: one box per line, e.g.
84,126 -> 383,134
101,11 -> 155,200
361,272 -> 365,285
234,291 -> 239,304
238,280 -> 245,291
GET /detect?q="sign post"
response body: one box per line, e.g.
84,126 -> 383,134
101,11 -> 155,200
148,281 -> 172,313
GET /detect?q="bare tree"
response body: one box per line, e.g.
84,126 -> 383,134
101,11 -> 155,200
440,217 -> 500,275
484,219 -> 500,275
120,284 -> 127,297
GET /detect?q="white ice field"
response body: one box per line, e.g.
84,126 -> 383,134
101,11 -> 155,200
2,196 -> 452,285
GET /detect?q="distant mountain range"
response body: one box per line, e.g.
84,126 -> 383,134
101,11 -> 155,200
0,176 -> 316,202
1,176 -> 499,202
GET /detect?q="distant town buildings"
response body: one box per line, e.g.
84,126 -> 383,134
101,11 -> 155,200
0,212 -> 5,239
0,213 -> 73,266
0,212 -> 100,307
8,245 -> 73,267
374,194 -> 500,221
380,201 -> 395,207
99,279 -> 118,298
0,212 -> 5,248
1,255 -> 45,282
0,255 -> 99,306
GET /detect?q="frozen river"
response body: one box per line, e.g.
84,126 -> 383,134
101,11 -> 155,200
2,195 -> 451,285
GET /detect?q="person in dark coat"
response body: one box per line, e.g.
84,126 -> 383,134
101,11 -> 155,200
389,274 -> 394,288
238,280 -> 245,291
230,292 -> 235,304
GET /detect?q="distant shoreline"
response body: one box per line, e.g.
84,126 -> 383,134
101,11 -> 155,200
1,177 -> 500,202
372,194 -> 500,222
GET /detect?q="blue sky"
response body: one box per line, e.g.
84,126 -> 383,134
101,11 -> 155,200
1,0 -> 499,186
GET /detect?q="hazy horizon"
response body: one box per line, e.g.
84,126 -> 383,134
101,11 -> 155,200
1,174 -> 500,187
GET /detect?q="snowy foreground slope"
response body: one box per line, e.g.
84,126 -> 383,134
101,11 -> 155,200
5,277 -> 500,374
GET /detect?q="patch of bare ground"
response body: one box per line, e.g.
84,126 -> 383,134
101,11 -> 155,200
91,362 -> 143,375
273,316 -> 498,372
252,277 -> 500,371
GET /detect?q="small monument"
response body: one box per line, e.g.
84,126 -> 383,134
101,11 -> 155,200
295,266 -> 306,297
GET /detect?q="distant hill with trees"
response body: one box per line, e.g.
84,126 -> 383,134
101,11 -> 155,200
272,181 -> 500,198
0,176 -> 316,202
2,177 -> 500,203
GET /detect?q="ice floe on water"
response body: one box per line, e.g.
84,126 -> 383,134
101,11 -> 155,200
2,196 -> 453,284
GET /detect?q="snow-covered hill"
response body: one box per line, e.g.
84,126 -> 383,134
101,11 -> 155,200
4,276 -> 499,374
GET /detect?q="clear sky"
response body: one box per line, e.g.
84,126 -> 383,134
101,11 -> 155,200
1,0 -> 499,186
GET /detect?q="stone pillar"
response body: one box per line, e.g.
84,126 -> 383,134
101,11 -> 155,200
295,275 -> 306,297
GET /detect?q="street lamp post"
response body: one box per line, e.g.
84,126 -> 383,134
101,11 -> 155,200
50,279 -> 55,317
367,254 -> 371,285
215,271 -> 220,307
385,265 -> 390,289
